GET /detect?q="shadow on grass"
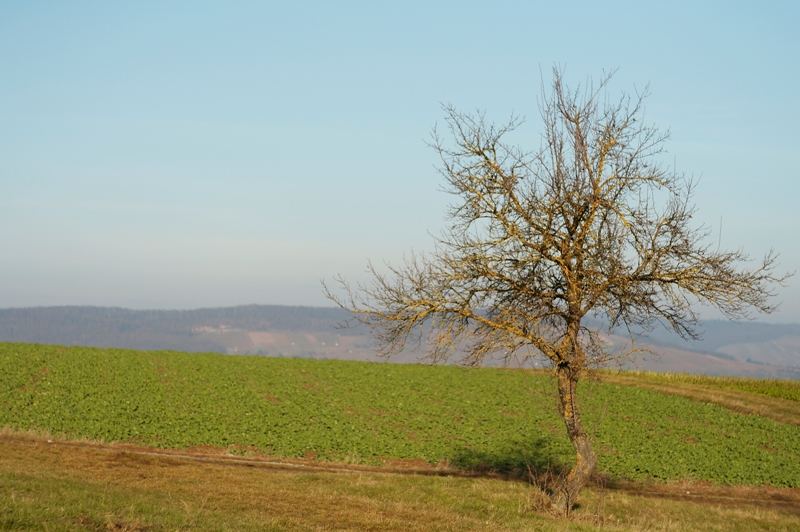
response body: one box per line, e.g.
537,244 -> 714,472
448,436 -> 569,481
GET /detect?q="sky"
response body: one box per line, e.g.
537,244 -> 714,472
1,1 -> 798,321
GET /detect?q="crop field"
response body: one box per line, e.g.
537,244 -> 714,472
1,343 -> 799,488
615,370 -> 800,402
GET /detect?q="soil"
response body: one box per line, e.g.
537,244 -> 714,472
3,431 -> 798,515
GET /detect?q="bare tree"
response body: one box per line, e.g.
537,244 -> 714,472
325,69 -> 788,512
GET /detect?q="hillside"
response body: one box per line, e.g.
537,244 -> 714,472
2,343 -> 800,530
2,343 -> 798,486
0,305 -> 798,377
621,320 -> 800,368
0,305 -> 353,354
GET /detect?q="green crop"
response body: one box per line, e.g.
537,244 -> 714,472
616,370 -> 800,402
1,343 -> 798,487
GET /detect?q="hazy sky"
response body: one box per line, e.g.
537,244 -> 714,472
1,1 -> 798,321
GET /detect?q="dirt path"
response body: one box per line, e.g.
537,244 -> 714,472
3,432 -> 798,515
597,373 -> 800,425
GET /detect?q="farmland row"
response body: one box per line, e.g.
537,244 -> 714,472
1,343 -> 798,487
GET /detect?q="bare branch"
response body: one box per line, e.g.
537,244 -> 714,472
324,68 -> 790,511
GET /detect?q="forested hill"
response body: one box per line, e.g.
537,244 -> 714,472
0,305 -> 359,353
0,305 -> 798,378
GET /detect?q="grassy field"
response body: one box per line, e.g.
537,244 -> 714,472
597,370 -> 800,426
1,343 -> 799,488
608,370 -> 800,402
2,433 -> 799,531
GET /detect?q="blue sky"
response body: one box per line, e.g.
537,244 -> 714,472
1,1 -> 798,321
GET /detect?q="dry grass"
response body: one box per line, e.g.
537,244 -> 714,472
1,433 -> 798,531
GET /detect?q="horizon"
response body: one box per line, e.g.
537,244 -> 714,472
1,302 -> 798,328
2,2 -> 798,321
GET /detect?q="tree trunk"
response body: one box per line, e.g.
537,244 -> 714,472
553,364 -> 597,513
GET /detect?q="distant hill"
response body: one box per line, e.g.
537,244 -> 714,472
0,305 -> 798,378
626,320 -> 800,368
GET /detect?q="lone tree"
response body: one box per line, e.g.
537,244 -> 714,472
325,70 -> 787,512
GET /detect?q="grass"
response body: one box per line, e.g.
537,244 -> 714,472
608,370 -> 800,402
597,371 -> 800,426
1,342 -> 799,487
2,434 -> 799,531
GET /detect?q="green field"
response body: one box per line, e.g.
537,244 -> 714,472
615,370 -> 800,402
1,343 -> 799,487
